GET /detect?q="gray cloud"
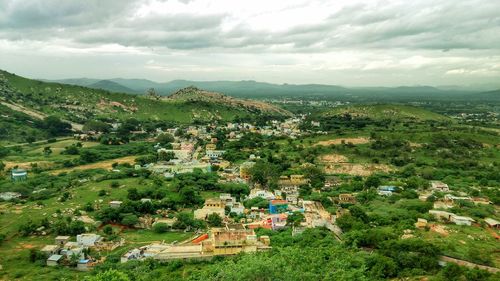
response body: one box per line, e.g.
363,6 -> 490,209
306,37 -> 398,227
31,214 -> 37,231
0,0 -> 499,87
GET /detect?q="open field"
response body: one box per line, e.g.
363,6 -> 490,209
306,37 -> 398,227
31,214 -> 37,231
314,137 -> 370,146
50,156 -> 137,174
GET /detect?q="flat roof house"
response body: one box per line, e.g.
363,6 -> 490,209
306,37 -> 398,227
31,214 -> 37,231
47,254 -> 63,267
484,218 -> 500,229
11,169 -> 27,182
55,236 -> 71,246
77,233 -> 102,247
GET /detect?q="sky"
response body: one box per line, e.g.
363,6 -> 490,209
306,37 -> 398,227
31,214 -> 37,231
0,0 -> 499,88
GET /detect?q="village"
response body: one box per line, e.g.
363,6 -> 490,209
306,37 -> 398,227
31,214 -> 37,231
0,100 -> 499,279
0,116 -> 493,273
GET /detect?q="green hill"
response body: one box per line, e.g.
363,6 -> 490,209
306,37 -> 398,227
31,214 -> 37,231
322,104 -> 451,122
88,80 -> 137,94
0,70 -> 290,125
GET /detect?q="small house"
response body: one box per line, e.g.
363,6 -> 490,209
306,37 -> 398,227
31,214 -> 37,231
450,215 -> 474,226
230,202 -> 245,215
11,169 -> 27,182
269,200 -> 288,214
47,254 -> 63,267
77,259 -> 92,271
41,245 -> 60,255
338,194 -> 356,204
485,218 -> 500,229
109,201 -> 123,209
55,236 -> 71,246
415,218 -> 428,229
76,233 -> 102,247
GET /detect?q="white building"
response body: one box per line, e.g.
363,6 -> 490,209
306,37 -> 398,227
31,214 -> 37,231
206,150 -> 226,158
248,189 -> 275,200
77,234 -> 102,247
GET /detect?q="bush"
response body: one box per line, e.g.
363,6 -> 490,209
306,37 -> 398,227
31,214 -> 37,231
103,225 -> 113,235
153,223 -> 170,233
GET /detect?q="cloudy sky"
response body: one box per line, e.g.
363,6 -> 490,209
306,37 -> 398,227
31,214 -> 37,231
0,0 -> 499,88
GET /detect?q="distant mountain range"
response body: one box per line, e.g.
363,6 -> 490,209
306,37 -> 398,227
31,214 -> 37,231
43,78 -> 500,102
0,70 -> 291,126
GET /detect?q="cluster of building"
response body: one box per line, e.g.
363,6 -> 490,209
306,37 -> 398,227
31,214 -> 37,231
121,224 -> 271,262
41,234 -> 122,270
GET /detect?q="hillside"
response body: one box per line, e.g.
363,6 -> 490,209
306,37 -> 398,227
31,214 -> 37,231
0,70 -> 291,125
0,103 -> 49,143
322,104 -> 451,122
167,86 -> 291,116
48,78 -> 487,101
87,80 -> 137,94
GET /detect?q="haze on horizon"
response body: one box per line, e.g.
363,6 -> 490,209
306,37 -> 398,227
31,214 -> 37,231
0,0 -> 499,89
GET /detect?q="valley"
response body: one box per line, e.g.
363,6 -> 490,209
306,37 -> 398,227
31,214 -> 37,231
0,71 -> 499,281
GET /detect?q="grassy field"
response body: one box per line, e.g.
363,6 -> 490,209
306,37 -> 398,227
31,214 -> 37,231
322,104 -> 452,121
0,175 -> 195,280
416,224 -> 500,268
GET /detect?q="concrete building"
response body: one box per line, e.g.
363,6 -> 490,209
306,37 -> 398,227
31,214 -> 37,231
11,169 -> 27,181
269,200 -> 288,214
109,201 -> 123,209
485,218 -> 500,229
450,215 -> 475,226
194,198 -> 225,220
248,189 -> 275,200
55,236 -> 70,246
206,150 -> 225,158
41,245 -> 60,255
230,202 -> 245,215
338,193 -> 356,204
47,254 -> 63,266
76,234 -> 102,247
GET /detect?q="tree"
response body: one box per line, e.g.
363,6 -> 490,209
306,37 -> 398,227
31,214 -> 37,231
158,150 -> 175,161
103,225 -> 113,235
43,146 -> 52,156
0,161 -> 5,172
110,181 -> 120,188
349,205 -> 369,223
63,145 -> 79,155
287,211 -> 304,227
80,150 -> 99,163
42,116 -> 71,136
365,175 -> 381,188
156,133 -> 175,145
153,223 -> 170,233
207,213 -> 223,227
83,120 -> 111,133
121,214 -> 139,227
127,188 -> 141,201
248,160 -> 280,187
26,136 -> 36,144
84,269 -> 130,281
302,166 -> 325,188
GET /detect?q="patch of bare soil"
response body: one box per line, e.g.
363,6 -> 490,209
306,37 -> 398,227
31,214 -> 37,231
318,153 -> 349,163
4,161 -> 54,170
324,163 -> 393,176
430,224 -> 449,236
314,137 -> 370,146
51,156 -> 137,174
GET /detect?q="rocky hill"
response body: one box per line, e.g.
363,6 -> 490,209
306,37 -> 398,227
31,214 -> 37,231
167,86 -> 291,116
0,70 -> 291,125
